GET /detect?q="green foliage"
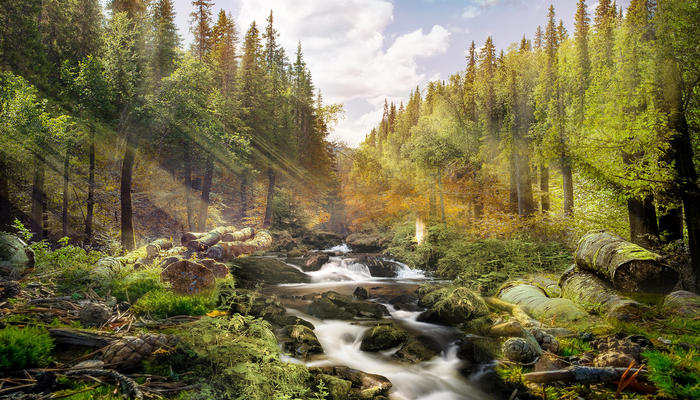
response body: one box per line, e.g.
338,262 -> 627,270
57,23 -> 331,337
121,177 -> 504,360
558,337 -> 593,357
0,326 -> 54,372
496,364 -> 524,384
130,290 -> 216,319
270,187 -> 308,234
644,348 -> 700,399
173,316 -> 313,400
109,267 -> 165,303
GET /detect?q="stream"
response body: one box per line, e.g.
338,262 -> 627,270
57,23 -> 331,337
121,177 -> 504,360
268,244 -> 494,400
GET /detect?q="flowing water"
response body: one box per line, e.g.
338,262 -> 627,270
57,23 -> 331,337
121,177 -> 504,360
272,247 -> 494,400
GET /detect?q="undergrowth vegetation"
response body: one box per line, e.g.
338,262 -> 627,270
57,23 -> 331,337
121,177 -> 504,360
130,289 -> 217,319
0,326 -> 54,372
386,221 -> 572,294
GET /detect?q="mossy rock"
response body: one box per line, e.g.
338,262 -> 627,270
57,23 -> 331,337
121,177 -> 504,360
417,286 -> 488,326
306,291 -> 389,320
281,324 -> 323,359
393,335 -> 440,363
345,233 -> 386,253
0,234 -> 34,279
360,324 -> 408,352
229,256 -> 310,288
316,374 -> 352,400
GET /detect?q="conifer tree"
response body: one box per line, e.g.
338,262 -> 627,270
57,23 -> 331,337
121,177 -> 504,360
190,0 -> 213,62
150,0 -> 180,81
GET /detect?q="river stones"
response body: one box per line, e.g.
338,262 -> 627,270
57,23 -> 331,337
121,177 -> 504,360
353,286 -> 369,300
0,234 -> 34,279
345,233 -> 385,253
301,231 -> 343,249
229,256 -> 310,288
306,291 -> 389,320
280,324 -> 323,359
388,294 -> 421,311
310,366 -> 392,399
360,324 -> 407,351
303,253 -> 330,272
394,335 -> 441,363
417,286 -> 489,326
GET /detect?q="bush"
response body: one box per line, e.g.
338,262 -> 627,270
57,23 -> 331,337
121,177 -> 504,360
110,267 -> 165,303
0,326 -> 54,372
31,237 -> 105,296
172,316 -> 313,399
130,290 -> 216,319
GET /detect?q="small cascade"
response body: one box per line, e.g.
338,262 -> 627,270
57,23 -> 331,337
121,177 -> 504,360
307,257 -> 372,282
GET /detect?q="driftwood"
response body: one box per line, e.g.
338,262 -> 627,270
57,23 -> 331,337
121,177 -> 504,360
559,266 -> 645,322
523,366 -> 647,384
575,230 -> 677,293
497,282 -> 587,322
146,239 -> 173,258
64,369 -> 143,400
221,227 -> 254,242
49,328 -> 118,348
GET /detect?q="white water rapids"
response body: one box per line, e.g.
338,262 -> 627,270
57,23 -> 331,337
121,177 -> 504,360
278,245 -> 493,400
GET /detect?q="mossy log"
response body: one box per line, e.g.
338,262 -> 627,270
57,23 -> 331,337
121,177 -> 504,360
118,246 -> 150,265
497,282 -> 587,322
559,266 -> 645,322
180,232 -> 205,247
164,246 -> 188,257
575,230 -> 677,293
207,230 -> 273,261
523,366 -> 647,384
145,238 -> 173,258
221,227 -> 254,242
662,290 -> 700,317
186,226 -> 236,252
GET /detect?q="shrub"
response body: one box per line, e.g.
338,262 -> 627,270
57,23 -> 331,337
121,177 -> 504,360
0,326 -> 54,372
130,290 -> 216,319
110,267 -> 165,303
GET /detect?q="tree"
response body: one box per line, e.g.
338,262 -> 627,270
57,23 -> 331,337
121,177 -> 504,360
150,0 -> 180,81
190,0 -> 213,62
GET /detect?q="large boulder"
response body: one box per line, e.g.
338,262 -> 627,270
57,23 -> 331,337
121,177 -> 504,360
417,286 -> 489,326
360,323 -> 407,352
345,233 -> 385,253
301,231 -> 343,249
306,291 -> 389,320
310,366 -> 392,399
0,234 -> 34,279
303,253 -> 330,272
229,256 -> 310,288
280,324 -> 323,359
355,255 -> 399,278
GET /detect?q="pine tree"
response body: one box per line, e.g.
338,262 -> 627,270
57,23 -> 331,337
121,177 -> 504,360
190,0 -> 213,62
557,19 -> 568,43
150,0 -> 180,80
211,10 -> 238,95
111,0 -> 146,18
534,26 -> 544,49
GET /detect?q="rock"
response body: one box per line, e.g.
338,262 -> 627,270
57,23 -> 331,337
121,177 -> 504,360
301,231 -> 343,249
287,248 -> 304,258
353,255 -> 399,277
230,257 -> 310,288
304,253 -> 330,272
315,374 -> 352,400
0,234 -> 34,279
271,230 -> 298,252
662,290 -> 700,317
360,324 -> 407,352
160,260 -> 216,295
281,324 -> 323,359
394,335 -> 441,363
306,291 -> 389,320
230,289 -> 291,327
311,366 -> 392,399
0,280 -> 21,299
417,286 -> 488,326
534,352 -> 568,372
353,286 -> 369,300
345,233 -> 385,253
457,336 -> 497,365
79,303 -> 111,327
502,337 -> 539,364
388,294 -> 421,311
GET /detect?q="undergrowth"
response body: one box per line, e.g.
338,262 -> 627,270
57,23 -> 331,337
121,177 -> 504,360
644,348 -> 700,399
110,267 -> 165,303
0,326 -> 54,372
130,290 -> 216,319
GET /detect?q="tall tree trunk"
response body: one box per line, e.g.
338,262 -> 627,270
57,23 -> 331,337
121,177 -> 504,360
540,165 -> 550,212
239,173 -> 248,222
85,130 -> 95,241
437,168 -> 446,225
263,168 -> 276,228
627,195 -> 659,248
516,150 -> 535,217
561,155 -> 574,217
197,158 -> 214,232
120,135 -> 136,251
658,206 -> 683,243
183,147 -> 193,231
62,149 -> 69,237
509,152 -> 518,213
31,160 -> 45,241
0,157 -> 10,229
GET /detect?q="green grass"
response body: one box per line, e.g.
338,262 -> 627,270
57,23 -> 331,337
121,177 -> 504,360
130,289 -> 216,319
558,337 -> 593,357
0,326 -> 54,372
644,348 -> 700,399
109,267 -> 165,303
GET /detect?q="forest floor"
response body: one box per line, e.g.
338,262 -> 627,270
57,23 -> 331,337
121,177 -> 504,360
1,225 -> 699,400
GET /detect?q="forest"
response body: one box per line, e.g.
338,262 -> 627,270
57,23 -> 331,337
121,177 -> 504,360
0,1 -> 699,400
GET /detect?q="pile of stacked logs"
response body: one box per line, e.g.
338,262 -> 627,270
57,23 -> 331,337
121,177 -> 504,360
94,226 -> 273,295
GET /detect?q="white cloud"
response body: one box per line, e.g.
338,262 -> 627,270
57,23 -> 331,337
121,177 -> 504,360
462,6 -> 480,19
236,0 -> 450,147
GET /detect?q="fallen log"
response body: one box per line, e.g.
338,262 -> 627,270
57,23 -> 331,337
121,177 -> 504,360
49,328 -> 118,348
484,297 -> 541,328
523,366 -> 647,384
160,260 -> 216,294
186,226 -> 236,252
662,290 -> 700,317
221,227 -> 254,242
497,282 -> 587,322
146,239 -> 173,258
118,246 -> 151,265
575,230 -> 677,293
559,266 -> 645,322
164,246 -> 188,257
180,232 -> 205,247
206,230 -> 274,261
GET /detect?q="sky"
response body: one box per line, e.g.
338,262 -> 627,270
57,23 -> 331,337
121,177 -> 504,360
170,0 -> 630,147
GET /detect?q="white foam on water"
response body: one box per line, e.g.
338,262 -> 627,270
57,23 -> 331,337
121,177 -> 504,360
325,243 -> 352,253
307,257 -> 373,282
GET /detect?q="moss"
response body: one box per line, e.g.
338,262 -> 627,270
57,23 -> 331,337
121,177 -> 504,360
418,286 -> 488,325
130,289 -> 216,318
558,337 -> 593,357
316,374 -> 352,400
360,324 -> 407,352
0,326 -> 54,373
109,267 -> 165,303
644,348 -> 700,399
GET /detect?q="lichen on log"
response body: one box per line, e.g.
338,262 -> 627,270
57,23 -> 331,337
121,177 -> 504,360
575,230 -> 677,293
146,238 -> 173,258
497,282 -> 587,322
559,266 -> 645,322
